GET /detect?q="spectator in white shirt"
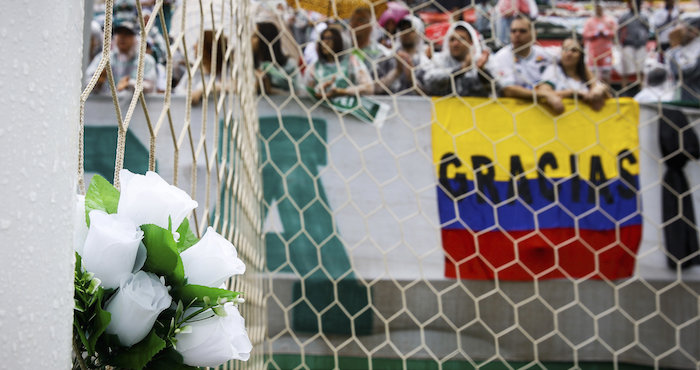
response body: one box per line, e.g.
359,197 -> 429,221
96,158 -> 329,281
536,38 -> 610,114
488,15 -> 561,112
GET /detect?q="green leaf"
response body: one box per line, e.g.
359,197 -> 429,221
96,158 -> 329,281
172,284 -> 240,307
87,290 -> 111,355
143,348 -> 199,370
75,252 -> 82,274
109,330 -> 167,370
141,224 -> 185,287
74,250 -> 112,355
93,332 -> 121,364
73,320 -> 89,350
175,301 -> 184,323
85,174 -> 120,226
175,218 -> 199,252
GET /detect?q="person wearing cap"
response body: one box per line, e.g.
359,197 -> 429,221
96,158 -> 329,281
487,15 -> 561,112
84,19 -> 157,95
375,16 -> 430,94
416,22 -> 494,97
376,2 -> 410,49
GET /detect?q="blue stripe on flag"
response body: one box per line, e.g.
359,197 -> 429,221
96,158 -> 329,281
437,177 -> 641,232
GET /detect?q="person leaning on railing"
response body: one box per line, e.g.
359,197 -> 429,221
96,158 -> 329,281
416,22 -> 495,97
535,38 -> 610,114
374,16 -> 431,95
487,15 -> 563,113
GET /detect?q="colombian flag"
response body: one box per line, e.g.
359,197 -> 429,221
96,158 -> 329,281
432,98 -> 642,280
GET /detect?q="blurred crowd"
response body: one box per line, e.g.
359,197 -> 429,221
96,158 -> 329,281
85,0 -> 700,113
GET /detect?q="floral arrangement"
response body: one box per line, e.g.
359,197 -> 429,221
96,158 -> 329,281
73,170 -> 252,369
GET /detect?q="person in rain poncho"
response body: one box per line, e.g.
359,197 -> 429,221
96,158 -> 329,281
417,21 -> 495,97
375,16 -> 431,94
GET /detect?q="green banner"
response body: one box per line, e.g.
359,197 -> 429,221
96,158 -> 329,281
305,87 -> 389,126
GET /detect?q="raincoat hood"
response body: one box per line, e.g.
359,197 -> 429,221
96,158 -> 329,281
441,21 -> 482,60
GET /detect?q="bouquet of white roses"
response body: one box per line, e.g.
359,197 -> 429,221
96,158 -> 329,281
73,170 -> 252,369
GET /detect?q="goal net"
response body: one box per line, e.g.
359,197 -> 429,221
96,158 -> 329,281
80,0 -> 700,369
80,0 -> 264,368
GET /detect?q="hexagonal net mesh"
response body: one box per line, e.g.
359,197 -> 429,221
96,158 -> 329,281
255,0 -> 700,368
80,0 -> 263,368
81,0 -> 700,369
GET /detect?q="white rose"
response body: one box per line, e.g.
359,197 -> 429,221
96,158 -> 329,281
176,303 -> 252,366
105,271 -> 172,347
180,227 -> 245,287
74,194 -> 88,257
82,210 -> 143,289
117,169 -> 198,230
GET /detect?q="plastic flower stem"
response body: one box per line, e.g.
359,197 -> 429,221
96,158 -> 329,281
73,336 -> 88,370
178,305 -> 215,327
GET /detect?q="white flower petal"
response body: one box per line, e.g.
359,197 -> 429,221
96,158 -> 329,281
82,210 -> 143,289
181,227 -> 246,287
117,169 -> 198,229
105,271 -> 172,346
176,303 -> 252,366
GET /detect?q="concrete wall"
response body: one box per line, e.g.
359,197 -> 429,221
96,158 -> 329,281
0,1 -> 84,368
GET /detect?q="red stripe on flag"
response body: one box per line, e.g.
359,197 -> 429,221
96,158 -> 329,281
442,226 -> 642,280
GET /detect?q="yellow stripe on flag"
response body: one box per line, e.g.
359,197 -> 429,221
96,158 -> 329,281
432,97 -> 640,181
